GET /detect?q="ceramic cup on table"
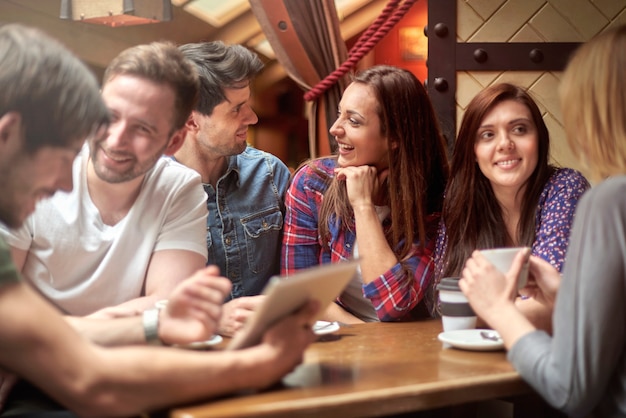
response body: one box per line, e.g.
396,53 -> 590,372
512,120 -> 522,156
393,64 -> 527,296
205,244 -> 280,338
479,247 -> 529,290
436,277 -> 476,332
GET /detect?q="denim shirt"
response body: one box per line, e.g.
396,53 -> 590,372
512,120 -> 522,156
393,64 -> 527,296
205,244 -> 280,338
203,147 -> 290,300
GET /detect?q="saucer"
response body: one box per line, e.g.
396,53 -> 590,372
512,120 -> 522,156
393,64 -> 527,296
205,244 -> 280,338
176,334 -> 223,350
438,329 -> 504,351
312,321 -> 340,335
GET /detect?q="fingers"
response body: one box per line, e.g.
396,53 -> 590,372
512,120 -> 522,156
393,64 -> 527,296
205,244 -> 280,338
179,269 -> 232,302
460,250 -> 483,284
377,167 -> 390,184
511,247 -> 531,270
505,247 -> 530,290
229,295 -> 265,310
296,299 -> 321,325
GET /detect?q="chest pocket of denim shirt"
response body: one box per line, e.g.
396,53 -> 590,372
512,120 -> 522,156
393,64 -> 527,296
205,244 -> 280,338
241,209 -> 283,274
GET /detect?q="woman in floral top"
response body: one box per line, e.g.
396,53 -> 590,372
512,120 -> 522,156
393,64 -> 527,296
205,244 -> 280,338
282,66 -> 449,323
435,83 -> 589,330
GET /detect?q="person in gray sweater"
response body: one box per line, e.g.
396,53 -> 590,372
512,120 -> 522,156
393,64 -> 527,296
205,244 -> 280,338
459,24 -> 626,417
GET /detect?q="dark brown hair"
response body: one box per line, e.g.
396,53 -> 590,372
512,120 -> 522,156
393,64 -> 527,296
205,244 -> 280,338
440,83 -> 555,277
316,65 -> 449,263
103,41 -> 199,133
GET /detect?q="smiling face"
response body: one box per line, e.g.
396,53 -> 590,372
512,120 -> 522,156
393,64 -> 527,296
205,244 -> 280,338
90,74 -> 181,184
329,82 -> 389,170
194,84 -> 258,157
0,114 -> 82,228
474,99 -> 539,198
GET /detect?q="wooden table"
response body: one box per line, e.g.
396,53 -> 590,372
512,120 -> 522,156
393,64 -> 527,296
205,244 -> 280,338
170,321 -> 533,418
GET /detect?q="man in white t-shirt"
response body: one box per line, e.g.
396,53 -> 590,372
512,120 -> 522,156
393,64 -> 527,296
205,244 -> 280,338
0,41 -> 207,318
0,25 -> 317,416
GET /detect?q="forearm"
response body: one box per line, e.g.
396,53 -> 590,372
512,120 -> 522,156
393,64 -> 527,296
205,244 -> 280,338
353,205 -> 398,283
322,302 -> 363,324
64,316 -> 145,347
482,303 -> 536,350
55,345 -> 277,417
105,295 -> 158,312
1,286 -> 279,417
516,297 -> 553,334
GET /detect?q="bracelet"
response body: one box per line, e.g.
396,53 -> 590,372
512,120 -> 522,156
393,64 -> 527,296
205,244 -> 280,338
143,308 -> 162,346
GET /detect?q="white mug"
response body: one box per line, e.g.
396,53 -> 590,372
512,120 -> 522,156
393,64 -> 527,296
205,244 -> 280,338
479,247 -> 529,290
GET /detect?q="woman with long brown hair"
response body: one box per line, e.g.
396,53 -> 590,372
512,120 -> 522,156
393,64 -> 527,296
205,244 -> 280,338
435,83 -> 589,327
282,65 -> 449,323
460,25 -> 626,416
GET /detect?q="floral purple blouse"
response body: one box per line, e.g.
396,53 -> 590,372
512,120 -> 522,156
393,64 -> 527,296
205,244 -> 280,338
436,168 -> 590,275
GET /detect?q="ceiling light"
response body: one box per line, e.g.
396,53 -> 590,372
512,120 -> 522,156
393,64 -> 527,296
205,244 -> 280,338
60,0 -> 172,27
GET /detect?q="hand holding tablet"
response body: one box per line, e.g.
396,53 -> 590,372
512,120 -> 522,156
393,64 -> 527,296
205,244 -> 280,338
226,260 -> 358,350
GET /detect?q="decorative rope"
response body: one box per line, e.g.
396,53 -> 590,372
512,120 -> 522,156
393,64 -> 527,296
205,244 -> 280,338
303,0 -> 419,102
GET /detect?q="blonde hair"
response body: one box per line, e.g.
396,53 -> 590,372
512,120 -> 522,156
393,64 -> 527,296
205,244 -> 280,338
559,25 -> 626,181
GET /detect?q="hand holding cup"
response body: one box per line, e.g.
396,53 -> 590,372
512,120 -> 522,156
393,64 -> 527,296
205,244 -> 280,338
460,247 -> 530,326
479,247 -> 530,290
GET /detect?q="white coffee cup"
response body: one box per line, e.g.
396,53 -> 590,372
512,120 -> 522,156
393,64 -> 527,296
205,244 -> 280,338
479,247 -> 529,290
437,277 -> 477,332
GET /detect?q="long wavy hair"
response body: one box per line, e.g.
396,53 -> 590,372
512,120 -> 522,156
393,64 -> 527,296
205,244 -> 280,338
314,65 -> 449,263
440,83 -> 556,277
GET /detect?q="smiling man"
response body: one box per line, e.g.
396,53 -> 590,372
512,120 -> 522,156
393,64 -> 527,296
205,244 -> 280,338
0,27 -> 318,417
174,42 -> 291,336
0,41 -> 209,318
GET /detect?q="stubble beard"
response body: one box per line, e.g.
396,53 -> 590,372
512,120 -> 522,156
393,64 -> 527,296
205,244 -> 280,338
91,142 -> 166,184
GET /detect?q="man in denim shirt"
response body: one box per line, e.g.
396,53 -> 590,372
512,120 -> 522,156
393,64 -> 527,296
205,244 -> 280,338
175,42 -> 291,336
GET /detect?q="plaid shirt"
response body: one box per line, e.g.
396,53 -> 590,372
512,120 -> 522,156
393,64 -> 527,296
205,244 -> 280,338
281,158 -> 439,321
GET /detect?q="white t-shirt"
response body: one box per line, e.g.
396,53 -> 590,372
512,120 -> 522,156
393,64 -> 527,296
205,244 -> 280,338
0,146 -> 208,315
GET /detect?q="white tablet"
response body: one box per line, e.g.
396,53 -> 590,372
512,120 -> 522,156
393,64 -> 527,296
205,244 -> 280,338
226,260 -> 358,350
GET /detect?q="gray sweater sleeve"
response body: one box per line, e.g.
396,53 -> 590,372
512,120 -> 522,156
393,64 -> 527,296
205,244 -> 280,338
508,176 -> 626,417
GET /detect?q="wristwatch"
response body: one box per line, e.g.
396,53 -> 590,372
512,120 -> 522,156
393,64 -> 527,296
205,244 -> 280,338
142,308 -> 163,346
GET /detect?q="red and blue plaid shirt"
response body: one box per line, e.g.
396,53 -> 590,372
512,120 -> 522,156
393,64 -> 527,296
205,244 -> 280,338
281,158 -> 439,321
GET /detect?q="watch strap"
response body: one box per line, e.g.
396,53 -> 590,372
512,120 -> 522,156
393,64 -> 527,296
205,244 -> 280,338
143,308 -> 162,346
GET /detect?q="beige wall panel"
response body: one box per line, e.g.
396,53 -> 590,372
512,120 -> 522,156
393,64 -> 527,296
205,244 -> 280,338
492,71 -> 542,89
544,113 -> 587,176
458,0 -> 484,41
549,0 -> 609,38
465,0 -> 507,20
510,25 -> 543,41
530,72 -> 561,117
469,0 -> 544,41
456,72 -> 485,109
529,5 -> 585,41
468,71 -> 502,87
608,9 -> 626,27
593,0 -> 626,19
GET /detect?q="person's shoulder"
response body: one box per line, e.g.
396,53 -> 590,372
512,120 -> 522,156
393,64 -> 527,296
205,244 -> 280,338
575,176 -> 626,225
239,146 -> 289,171
585,176 -> 626,203
290,158 -> 335,190
294,157 -> 335,178
543,167 -> 590,196
550,167 -> 589,185
149,157 -> 202,184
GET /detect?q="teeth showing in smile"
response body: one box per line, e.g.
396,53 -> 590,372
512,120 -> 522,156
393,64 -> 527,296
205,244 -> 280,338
337,143 -> 354,150
496,159 -> 520,166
